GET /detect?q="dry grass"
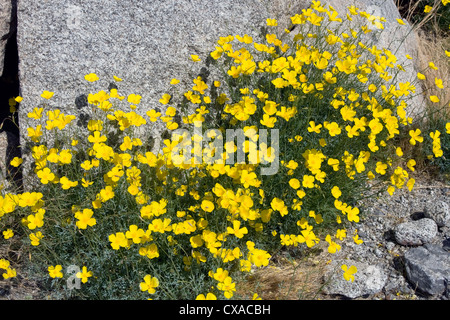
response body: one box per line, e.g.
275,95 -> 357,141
416,31 -> 450,111
397,0 -> 444,31
236,243 -> 335,300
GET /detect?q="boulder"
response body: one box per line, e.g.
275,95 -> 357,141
323,260 -> 388,299
0,0 -> 12,76
424,200 -> 450,228
404,244 -> 450,296
394,218 -> 438,246
16,0 -> 278,135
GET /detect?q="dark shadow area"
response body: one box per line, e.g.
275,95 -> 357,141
0,0 -> 22,190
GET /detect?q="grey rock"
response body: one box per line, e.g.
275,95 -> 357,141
443,238 -> 450,252
0,0 -> 12,76
323,260 -> 388,299
404,244 -> 450,296
424,200 -> 450,228
16,0 -> 278,136
394,218 -> 438,246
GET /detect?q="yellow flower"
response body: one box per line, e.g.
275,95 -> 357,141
201,200 -> 215,212
307,121 -> 322,133
81,178 -> 93,188
2,229 -> 14,239
26,211 -> 44,230
140,275 -> 159,294
2,267 -> 16,279
396,18 -> 405,25
37,167 -> 56,185
190,54 -> 201,62
60,176 -> 78,190
84,73 -> 99,82
407,159 -> 416,172
331,186 -> 341,199
149,218 -> 172,233
99,186 -> 115,202
217,276 -> 236,299
341,265 -> 357,282
27,107 -> 44,120
266,18 -> 278,26
127,93 -> 142,105
289,178 -> 300,189
430,95 -> 440,103
324,121 -> 341,136
260,113 -> 277,128
125,225 -> 145,244
192,76 -> 208,94
409,128 -> 423,145
159,93 -> 171,105
270,197 -> 288,216
109,232 -> 128,250
335,229 -> 346,241
302,175 -> 315,188
435,78 -> 444,89
146,109 -> 161,122
113,75 -> 123,81
166,106 -> 177,117
40,90 -> 54,100
309,210 -> 323,224
376,162 -> 388,175
428,61 -> 438,70
325,235 -> 341,254
88,131 -> 107,144
227,220 -> 248,239
75,209 -> 96,229
48,265 -> 63,278
10,157 -> 22,167
196,293 -> 217,300
424,5 -> 433,13
29,231 -> 43,246
76,266 -> 93,283
346,206 -> 360,222
27,125 -> 43,143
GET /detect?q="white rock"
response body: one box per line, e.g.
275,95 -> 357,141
424,200 -> 450,228
323,260 -> 388,299
394,218 -> 438,246
0,0 -> 12,76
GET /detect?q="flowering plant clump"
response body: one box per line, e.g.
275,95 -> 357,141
1,2 -> 449,299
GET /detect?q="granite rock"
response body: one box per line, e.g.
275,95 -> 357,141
323,260 -> 388,299
394,218 -> 438,246
0,0 -> 12,76
424,200 -> 450,228
16,0 -> 277,134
